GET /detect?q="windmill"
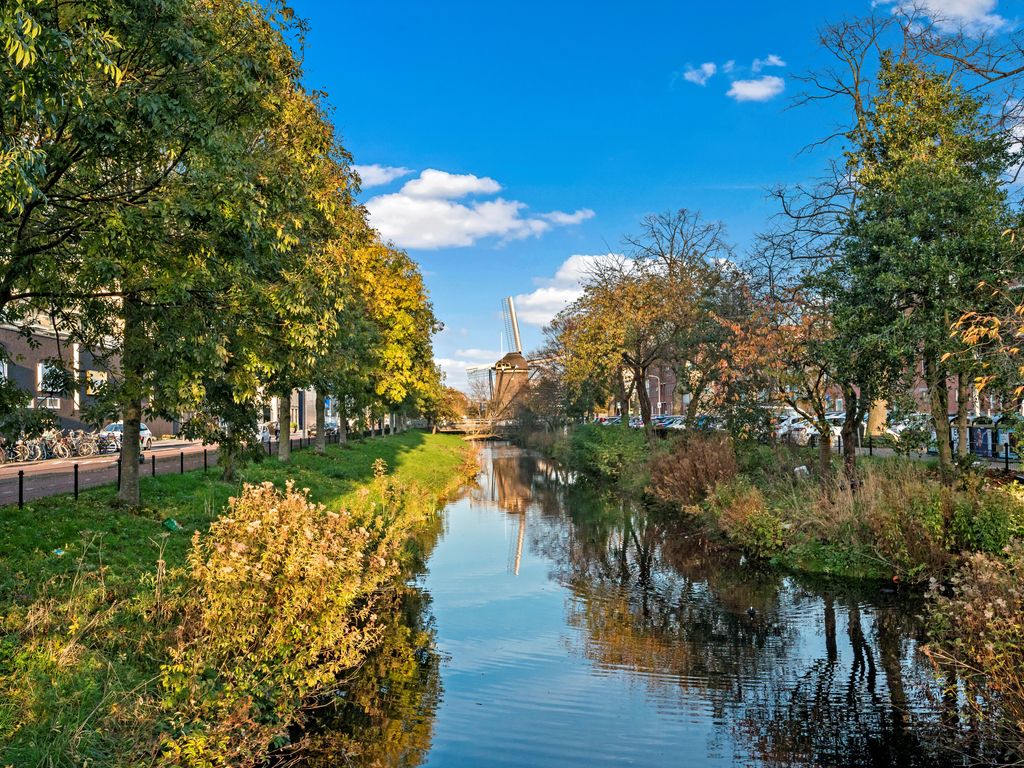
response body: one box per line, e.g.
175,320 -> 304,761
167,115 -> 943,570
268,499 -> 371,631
491,297 -> 530,414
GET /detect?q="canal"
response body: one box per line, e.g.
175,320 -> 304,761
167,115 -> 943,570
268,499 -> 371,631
302,442 -> 1003,766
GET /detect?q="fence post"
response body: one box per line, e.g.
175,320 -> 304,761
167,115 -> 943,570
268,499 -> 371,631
18,469 -> 24,509
868,434 -> 873,457
204,448 -> 208,473
151,454 -> 156,477
180,451 -> 184,474
74,464 -> 79,500
116,459 -> 121,491
1005,442 -> 1010,472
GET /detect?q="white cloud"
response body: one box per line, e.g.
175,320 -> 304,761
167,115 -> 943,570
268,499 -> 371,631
723,59 -> 736,73
683,62 -> 717,86
882,0 -> 1007,32
513,254 -> 618,327
541,209 -> 596,225
435,353 -> 497,391
400,169 -> 501,199
353,163 -> 413,188
365,169 -> 593,250
752,54 -> 786,73
727,75 -> 786,102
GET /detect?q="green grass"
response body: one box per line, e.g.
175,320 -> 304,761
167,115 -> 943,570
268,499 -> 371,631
0,431 -> 474,766
0,431 -> 471,605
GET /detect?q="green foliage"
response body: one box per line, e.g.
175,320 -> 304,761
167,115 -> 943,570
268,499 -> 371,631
951,482 -> 1024,554
563,423 -> 647,484
706,479 -> 784,558
829,54 -> 1018,482
160,481 -> 402,765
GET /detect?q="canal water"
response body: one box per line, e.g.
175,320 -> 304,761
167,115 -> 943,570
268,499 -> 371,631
304,443 -> 1004,767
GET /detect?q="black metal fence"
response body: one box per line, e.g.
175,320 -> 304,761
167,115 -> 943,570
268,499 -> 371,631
3,430 -> 372,509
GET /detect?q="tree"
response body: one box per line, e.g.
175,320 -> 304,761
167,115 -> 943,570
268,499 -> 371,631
557,256 -> 673,435
838,54 -> 1016,485
626,210 -> 750,429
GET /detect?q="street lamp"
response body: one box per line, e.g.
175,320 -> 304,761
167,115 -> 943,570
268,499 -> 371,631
648,375 -> 662,417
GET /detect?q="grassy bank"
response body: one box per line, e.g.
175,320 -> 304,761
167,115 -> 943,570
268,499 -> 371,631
0,431 -> 475,767
555,424 -> 1024,582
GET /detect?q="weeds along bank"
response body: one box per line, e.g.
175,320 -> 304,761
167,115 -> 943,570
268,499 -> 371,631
0,432 -> 476,767
547,423 -> 1024,757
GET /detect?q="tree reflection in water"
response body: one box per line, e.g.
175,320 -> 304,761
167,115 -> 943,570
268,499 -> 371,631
506,447 -> 1010,767
296,511 -> 446,767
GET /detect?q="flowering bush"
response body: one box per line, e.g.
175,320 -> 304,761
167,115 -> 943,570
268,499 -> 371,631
928,542 -> 1024,756
159,481 -> 407,766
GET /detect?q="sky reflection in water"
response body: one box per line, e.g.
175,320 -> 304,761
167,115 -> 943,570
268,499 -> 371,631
314,443 -> 1005,767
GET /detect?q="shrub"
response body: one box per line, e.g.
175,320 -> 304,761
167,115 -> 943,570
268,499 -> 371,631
564,423 -> 647,483
951,483 -> 1024,554
159,481 -> 406,766
648,433 -> 738,507
857,464 -> 949,579
707,479 -> 784,558
928,542 -> 1024,756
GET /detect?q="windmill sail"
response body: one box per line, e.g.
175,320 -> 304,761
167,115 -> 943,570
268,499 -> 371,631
502,296 -> 522,354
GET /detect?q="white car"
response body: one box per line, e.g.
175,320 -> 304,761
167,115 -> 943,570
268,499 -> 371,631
773,414 -> 803,440
781,418 -> 812,445
101,422 -> 154,450
885,413 -> 934,439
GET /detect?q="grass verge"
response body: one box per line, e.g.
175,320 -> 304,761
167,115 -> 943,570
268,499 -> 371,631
0,431 -> 475,767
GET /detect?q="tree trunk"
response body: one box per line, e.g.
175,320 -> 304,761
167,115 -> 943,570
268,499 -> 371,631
818,432 -> 832,484
683,383 -> 706,430
841,386 -> 859,485
220,423 -> 237,481
956,374 -> 969,460
117,297 -> 144,506
635,368 -> 653,440
277,388 -> 292,462
119,395 -> 143,505
926,358 -> 954,486
867,399 -> 888,437
314,389 -> 326,455
339,404 -> 349,445
617,370 -> 630,428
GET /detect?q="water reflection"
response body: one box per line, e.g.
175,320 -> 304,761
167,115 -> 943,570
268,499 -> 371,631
297,515 -> 445,768
304,444 -> 1009,767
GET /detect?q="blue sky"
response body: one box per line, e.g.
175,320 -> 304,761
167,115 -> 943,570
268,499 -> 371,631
294,0 -> 1019,390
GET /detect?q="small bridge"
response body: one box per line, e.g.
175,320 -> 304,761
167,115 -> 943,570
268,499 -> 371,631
438,419 -> 518,439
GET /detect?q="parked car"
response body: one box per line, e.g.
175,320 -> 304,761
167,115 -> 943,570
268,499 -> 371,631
101,421 -> 154,450
781,418 -> 812,445
773,414 -> 803,440
692,415 -> 724,432
884,413 -> 933,439
602,416 -> 622,426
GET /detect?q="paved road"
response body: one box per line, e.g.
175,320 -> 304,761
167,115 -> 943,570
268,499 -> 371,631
0,441 -> 218,506
0,434 -> 330,507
